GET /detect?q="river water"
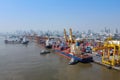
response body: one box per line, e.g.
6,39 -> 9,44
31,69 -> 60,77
0,37 -> 120,80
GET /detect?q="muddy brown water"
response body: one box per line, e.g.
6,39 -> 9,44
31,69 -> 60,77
0,37 -> 120,80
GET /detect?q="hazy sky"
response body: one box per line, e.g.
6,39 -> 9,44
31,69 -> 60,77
0,0 -> 120,33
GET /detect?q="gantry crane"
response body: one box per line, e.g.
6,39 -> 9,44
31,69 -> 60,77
93,38 -> 120,66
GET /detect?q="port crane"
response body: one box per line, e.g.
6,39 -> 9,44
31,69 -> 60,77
93,37 -> 120,66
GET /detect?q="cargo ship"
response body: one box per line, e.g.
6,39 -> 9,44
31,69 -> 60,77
37,28 -> 93,64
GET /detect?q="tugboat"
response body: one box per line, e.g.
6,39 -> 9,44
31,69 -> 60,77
68,53 -> 79,65
22,41 -> 29,44
21,37 -> 29,44
45,38 -> 52,49
40,50 -> 50,55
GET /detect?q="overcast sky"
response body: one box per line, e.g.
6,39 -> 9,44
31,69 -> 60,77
0,0 -> 120,33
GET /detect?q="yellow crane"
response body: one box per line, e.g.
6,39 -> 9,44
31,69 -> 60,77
93,38 -> 120,66
64,28 -> 68,42
64,28 -> 76,44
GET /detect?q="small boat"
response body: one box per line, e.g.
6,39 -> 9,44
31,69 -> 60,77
69,58 -> 79,65
21,37 -> 29,44
22,41 -> 29,44
40,50 -> 50,54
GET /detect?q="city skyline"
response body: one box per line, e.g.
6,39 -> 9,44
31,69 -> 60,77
0,0 -> 120,33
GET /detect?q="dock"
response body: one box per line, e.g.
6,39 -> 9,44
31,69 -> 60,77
92,52 -> 120,71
